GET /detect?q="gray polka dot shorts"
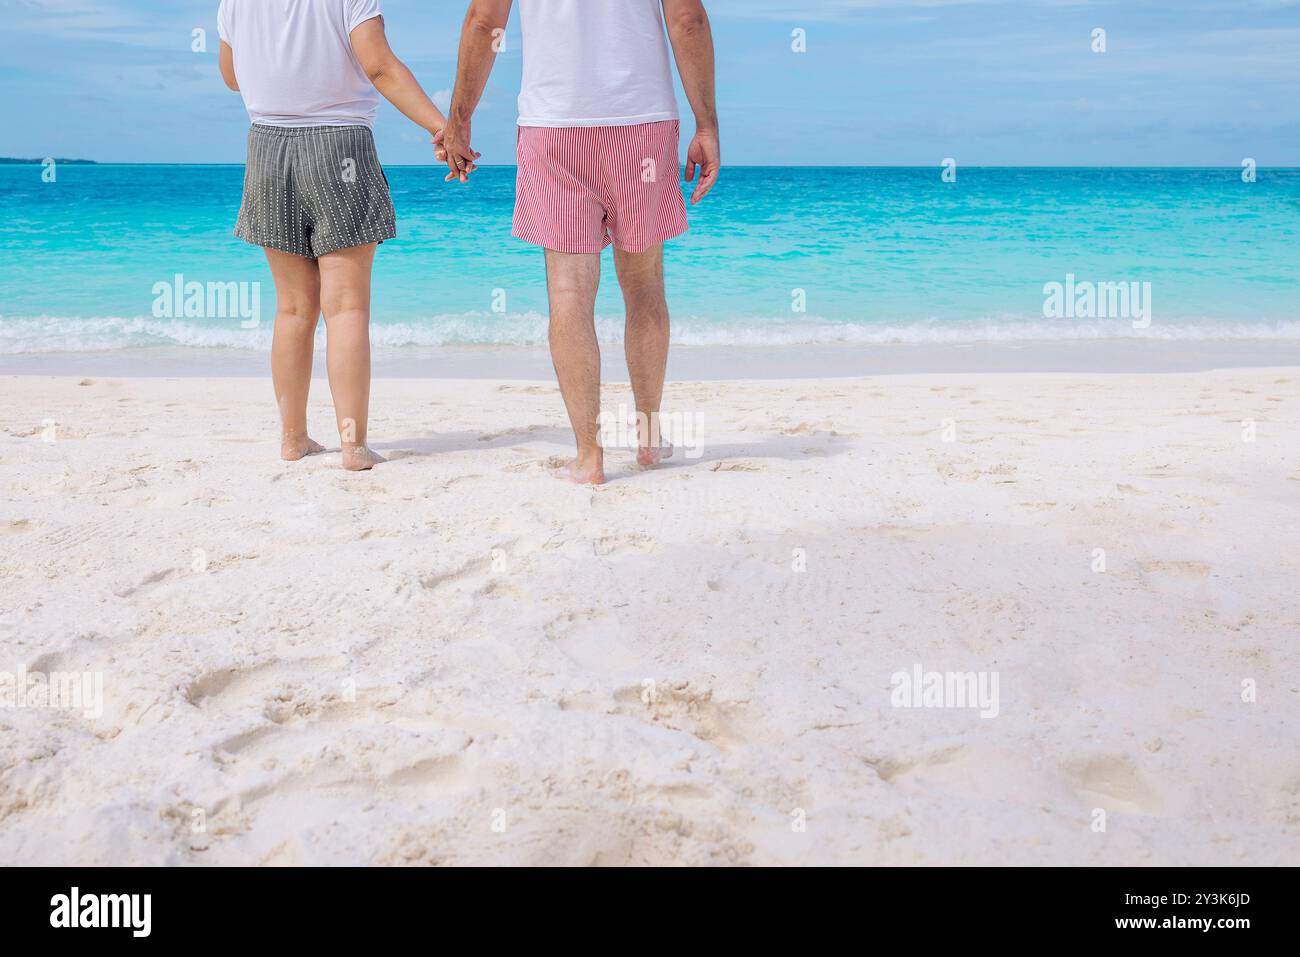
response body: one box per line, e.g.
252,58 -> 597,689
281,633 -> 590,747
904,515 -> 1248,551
235,124 -> 397,260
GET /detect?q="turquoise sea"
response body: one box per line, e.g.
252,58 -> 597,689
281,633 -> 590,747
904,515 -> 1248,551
1,165 -> 1297,354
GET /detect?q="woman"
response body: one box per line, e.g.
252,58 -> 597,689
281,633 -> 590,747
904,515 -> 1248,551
218,0 -> 454,469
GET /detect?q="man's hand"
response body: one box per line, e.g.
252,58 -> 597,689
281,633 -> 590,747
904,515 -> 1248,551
685,128 -> 720,204
438,119 -> 480,183
663,1 -> 718,203
442,1 -> 512,183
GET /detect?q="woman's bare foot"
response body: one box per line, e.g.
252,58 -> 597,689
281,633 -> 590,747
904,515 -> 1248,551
281,435 -> 325,461
635,443 -> 674,470
341,445 -> 386,471
553,453 -> 606,485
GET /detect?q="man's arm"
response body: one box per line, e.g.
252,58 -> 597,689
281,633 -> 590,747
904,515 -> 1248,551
351,17 -> 447,139
662,0 -> 719,204
441,0 -> 513,183
219,41 -> 239,91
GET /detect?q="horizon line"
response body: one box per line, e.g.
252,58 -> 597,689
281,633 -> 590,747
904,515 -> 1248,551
4,162 -> 1297,170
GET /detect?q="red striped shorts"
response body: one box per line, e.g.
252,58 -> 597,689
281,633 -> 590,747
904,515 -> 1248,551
513,121 -> 690,254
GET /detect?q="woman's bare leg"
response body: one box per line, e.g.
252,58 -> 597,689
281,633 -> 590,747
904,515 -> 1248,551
265,248 -> 325,461
317,243 -> 384,471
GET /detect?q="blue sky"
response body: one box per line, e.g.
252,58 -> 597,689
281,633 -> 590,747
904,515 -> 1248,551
1,0 -> 1297,165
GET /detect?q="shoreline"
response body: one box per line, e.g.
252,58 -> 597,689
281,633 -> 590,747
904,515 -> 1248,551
3,338 -> 1299,379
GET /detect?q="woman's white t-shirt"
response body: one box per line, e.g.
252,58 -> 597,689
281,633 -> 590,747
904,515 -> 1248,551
217,0 -> 383,128
516,0 -> 679,128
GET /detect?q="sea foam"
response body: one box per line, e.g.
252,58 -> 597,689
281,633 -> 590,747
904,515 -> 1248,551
3,312 -> 1299,354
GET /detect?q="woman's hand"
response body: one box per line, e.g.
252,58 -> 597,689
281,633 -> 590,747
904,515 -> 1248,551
437,120 -> 480,183
431,125 -> 448,164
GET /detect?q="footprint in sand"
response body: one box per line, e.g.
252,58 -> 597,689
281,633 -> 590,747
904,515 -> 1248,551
1138,559 -> 1211,581
497,385 -> 554,395
185,655 -> 349,709
504,456 -> 568,474
1067,754 -> 1161,815
592,533 -> 659,556
207,691 -> 476,838
608,681 -> 753,753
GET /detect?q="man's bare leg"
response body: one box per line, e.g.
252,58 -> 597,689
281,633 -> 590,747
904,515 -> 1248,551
318,243 -> 385,471
544,248 -> 605,484
614,244 -> 672,468
265,248 -> 325,461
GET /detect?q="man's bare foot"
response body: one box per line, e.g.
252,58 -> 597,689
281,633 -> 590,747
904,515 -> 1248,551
635,443 -> 674,470
341,445 -> 386,471
281,435 -> 325,461
553,455 -> 606,485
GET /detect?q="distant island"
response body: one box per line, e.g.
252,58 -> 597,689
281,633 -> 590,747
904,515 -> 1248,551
0,157 -> 97,165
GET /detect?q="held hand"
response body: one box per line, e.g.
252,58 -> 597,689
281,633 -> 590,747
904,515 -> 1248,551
439,120 -> 481,183
431,127 -> 448,164
684,128 -> 720,205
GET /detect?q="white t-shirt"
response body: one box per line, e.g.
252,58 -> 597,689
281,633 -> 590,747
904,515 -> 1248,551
516,0 -> 679,128
217,0 -> 383,127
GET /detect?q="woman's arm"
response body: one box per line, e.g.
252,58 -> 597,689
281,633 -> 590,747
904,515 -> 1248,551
351,16 -> 446,136
219,40 -> 239,91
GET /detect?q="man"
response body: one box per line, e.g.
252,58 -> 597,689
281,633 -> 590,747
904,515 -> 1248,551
441,0 -> 720,484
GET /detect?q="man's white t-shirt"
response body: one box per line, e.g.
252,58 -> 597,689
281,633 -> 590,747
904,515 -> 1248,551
516,0 -> 679,128
217,0 -> 383,127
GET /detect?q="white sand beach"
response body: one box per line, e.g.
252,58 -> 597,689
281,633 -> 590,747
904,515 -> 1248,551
1,367 -> 1297,865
